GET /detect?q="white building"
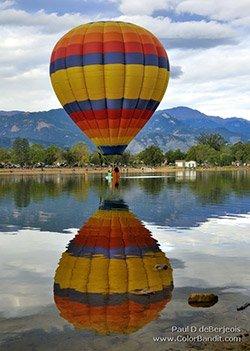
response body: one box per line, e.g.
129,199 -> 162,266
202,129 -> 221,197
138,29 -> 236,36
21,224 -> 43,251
185,160 -> 197,169
175,160 -> 186,168
175,160 -> 197,168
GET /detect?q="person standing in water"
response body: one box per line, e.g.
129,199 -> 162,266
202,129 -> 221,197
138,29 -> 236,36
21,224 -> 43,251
106,169 -> 112,183
112,166 -> 120,188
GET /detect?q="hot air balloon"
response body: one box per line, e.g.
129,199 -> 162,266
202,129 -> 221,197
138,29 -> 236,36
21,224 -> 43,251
50,21 -> 170,155
54,198 -> 173,334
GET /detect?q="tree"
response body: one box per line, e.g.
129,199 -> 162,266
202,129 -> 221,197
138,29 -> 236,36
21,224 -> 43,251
186,144 -> 219,165
165,149 -> 186,164
138,145 -> 165,167
0,148 -> 10,163
63,149 -> 76,166
89,152 -> 102,166
197,133 -> 226,151
70,142 -> 89,166
105,152 -> 132,166
44,145 -> 62,165
217,146 -> 234,166
29,144 -> 46,165
231,142 -> 250,163
11,138 -> 30,166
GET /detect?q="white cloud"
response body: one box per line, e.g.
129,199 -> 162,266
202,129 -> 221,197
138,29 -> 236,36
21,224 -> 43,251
160,38 -> 250,118
116,15 -> 236,45
0,3 -> 249,118
0,0 -> 15,10
117,0 -> 250,23
146,215 -> 250,289
176,0 -> 250,21
0,228 -> 75,315
118,0 -> 168,15
0,8 -> 89,33
115,0 -> 182,15
170,65 -> 183,79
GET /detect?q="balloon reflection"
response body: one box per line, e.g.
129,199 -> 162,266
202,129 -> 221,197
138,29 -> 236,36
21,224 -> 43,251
54,197 -> 173,334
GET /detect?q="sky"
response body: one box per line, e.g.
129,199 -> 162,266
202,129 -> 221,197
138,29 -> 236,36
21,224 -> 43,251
0,0 -> 250,119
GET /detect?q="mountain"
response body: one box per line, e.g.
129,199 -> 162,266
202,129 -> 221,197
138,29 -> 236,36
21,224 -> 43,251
0,109 -> 95,150
129,107 -> 250,152
0,106 -> 249,152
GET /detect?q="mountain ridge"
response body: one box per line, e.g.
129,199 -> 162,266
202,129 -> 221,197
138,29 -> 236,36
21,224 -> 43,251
0,106 -> 249,152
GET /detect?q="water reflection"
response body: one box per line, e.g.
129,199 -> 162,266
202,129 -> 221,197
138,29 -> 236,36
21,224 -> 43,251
54,196 -> 173,334
0,171 -> 249,232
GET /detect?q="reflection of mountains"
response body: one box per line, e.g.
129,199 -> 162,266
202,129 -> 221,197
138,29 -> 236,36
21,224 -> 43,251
54,199 -> 173,334
0,171 -> 249,232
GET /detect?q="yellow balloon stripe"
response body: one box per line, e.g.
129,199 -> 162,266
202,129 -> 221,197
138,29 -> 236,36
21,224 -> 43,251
50,66 -> 168,105
54,252 -> 173,294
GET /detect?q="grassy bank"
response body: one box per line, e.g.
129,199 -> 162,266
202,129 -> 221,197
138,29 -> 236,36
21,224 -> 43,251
0,166 -> 248,176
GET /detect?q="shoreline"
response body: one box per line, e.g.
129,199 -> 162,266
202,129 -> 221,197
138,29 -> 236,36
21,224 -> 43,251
0,166 -> 248,176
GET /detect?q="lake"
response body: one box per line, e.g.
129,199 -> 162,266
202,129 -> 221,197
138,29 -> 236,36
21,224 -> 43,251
0,170 -> 249,351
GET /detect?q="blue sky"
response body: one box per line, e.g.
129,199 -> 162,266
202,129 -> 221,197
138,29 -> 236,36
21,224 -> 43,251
14,0 -> 119,16
0,0 -> 249,118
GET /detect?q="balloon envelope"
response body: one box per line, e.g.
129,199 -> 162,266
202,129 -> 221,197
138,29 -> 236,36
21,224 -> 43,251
50,21 -> 170,154
54,199 -> 173,334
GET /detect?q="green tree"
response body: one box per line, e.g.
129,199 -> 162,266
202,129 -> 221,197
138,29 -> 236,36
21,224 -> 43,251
0,148 -> 10,163
44,145 -> 62,165
197,133 -> 226,151
217,146 -> 234,166
89,152 -> 103,166
105,152 -> 132,166
231,142 -> 250,163
29,144 -> 46,165
186,144 -> 219,165
70,142 -> 89,166
138,145 -> 165,167
165,149 -> 186,164
11,138 -> 30,166
63,149 -> 76,166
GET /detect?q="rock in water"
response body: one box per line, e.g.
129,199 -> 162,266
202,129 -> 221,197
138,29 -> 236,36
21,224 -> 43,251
188,293 -> 218,308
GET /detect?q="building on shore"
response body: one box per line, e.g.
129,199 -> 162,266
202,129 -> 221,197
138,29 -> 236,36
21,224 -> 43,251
175,160 -> 197,169
175,160 -> 186,168
185,160 -> 197,169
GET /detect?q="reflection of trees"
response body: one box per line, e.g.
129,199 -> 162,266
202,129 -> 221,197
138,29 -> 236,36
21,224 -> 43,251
0,170 -> 249,209
138,177 -> 166,195
188,171 -> 250,204
13,179 -> 31,208
0,175 -> 90,207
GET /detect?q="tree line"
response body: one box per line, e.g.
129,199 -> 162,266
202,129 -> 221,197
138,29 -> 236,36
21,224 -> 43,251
0,133 -> 249,168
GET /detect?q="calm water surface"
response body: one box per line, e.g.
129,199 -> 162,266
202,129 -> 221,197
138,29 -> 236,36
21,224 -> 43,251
0,170 -> 249,351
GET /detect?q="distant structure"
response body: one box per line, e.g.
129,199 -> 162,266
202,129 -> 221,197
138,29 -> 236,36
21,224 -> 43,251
175,160 -> 197,169
175,160 -> 186,168
185,160 -> 197,169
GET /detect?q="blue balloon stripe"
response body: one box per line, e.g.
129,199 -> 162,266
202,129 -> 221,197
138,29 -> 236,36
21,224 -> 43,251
54,283 -> 172,306
63,98 -> 160,114
98,145 -> 127,155
50,53 -> 169,74
67,244 -> 161,258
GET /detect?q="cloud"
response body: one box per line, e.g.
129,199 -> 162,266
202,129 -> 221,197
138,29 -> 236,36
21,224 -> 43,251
118,0 -> 169,16
116,15 -> 237,49
0,8 -> 90,33
0,0 -> 15,10
0,6 -> 237,48
0,3 -> 249,118
160,37 -> 250,119
170,65 -> 183,79
115,0 -> 183,16
0,228 -> 73,315
117,0 -> 250,25
176,0 -> 250,21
